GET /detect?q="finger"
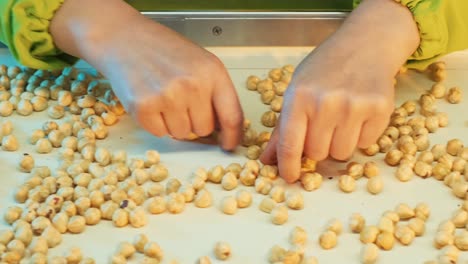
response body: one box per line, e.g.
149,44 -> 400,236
189,104 -> 215,137
358,116 -> 390,148
138,112 -> 169,137
328,102 -> 366,160
132,97 -> 169,137
259,124 -> 280,165
277,108 -> 307,183
303,118 -> 335,162
329,122 -> 363,161
358,91 -> 394,148
162,109 -> 192,140
212,73 -> 244,151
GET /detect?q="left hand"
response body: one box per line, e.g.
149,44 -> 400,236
260,0 -> 420,183
260,38 -> 395,183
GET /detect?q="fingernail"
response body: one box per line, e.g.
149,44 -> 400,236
284,177 -> 296,184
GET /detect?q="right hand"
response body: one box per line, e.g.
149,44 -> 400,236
52,0 -> 244,150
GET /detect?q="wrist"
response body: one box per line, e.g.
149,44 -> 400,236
334,0 -> 420,73
50,0 -> 141,64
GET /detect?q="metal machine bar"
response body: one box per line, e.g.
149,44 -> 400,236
143,12 -> 348,47
0,12 -> 347,49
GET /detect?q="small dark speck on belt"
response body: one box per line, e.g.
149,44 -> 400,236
120,199 -> 129,209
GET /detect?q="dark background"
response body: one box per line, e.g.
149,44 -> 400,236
126,0 -> 353,11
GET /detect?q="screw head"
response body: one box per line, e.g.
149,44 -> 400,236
212,26 -> 223,36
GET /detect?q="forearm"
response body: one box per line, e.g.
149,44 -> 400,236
320,0 -> 420,74
50,0 -> 141,62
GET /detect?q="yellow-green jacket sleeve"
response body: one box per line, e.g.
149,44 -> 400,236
401,0 -> 468,70
0,0 -> 78,70
354,0 -> 468,70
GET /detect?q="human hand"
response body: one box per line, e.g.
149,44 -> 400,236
51,0 -> 243,150
260,41 -> 395,182
92,18 -> 243,150
260,0 -> 420,182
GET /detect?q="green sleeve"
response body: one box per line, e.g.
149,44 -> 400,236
0,0 -> 78,70
354,0 -> 468,70
398,0 -> 468,70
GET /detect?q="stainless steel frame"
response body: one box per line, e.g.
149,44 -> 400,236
0,12 -> 347,49
143,12 -> 348,47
